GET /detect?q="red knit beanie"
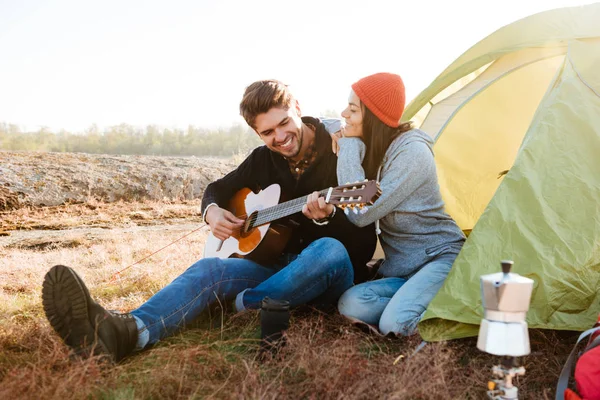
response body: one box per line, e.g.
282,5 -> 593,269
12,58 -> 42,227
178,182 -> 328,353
351,72 -> 405,128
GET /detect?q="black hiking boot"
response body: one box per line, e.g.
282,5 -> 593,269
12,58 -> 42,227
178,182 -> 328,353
42,265 -> 138,362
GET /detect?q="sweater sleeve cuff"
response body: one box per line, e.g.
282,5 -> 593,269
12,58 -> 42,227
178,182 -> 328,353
202,203 -> 218,222
320,118 -> 343,134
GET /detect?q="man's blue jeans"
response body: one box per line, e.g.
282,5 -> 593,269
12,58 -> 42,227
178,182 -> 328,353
131,237 -> 353,347
337,252 -> 457,336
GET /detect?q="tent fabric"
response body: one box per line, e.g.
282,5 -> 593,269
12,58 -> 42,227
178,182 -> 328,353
404,4 -> 600,125
402,3 -> 600,341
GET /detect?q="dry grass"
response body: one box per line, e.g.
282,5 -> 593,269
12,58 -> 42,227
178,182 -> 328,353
0,201 -> 577,399
0,198 -> 204,231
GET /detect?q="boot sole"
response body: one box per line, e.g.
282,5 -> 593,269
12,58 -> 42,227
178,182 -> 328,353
42,265 -> 110,358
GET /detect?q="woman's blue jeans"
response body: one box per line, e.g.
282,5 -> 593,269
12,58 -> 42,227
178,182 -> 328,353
337,252 -> 457,336
131,237 -> 353,346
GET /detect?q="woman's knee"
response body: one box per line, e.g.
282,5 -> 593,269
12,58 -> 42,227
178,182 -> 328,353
378,310 -> 421,336
338,286 -> 360,316
337,286 -> 380,325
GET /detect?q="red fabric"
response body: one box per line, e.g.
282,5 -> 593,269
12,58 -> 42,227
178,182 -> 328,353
565,388 -> 583,400
564,314 -> 600,400
351,73 -> 406,128
575,346 -> 600,400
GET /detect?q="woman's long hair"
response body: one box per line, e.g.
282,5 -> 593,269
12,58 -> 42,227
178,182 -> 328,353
361,105 -> 413,180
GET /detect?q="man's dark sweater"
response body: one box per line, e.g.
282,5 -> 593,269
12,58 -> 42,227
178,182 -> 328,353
201,117 -> 376,283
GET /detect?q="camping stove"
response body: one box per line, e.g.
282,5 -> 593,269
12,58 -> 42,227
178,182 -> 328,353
486,357 -> 526,399
477,260 -> 534,400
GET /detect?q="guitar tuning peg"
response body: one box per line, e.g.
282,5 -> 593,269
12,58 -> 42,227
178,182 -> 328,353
363,179 -> 369,182
360,206 -> 369,214
352,206 -> 359,215
344,207 -> 350,216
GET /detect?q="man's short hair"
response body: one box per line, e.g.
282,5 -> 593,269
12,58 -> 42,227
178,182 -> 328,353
239,80 -> 294,129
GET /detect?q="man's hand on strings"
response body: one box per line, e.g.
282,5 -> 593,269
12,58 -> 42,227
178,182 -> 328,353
205,206 -> 244,241
302,191 -> 334,221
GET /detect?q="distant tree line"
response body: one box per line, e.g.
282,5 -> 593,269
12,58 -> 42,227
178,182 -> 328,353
0,122 -> 264,157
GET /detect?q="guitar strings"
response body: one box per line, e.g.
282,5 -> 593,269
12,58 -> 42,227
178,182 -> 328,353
227,197 -> 308,235
224,188 -> 364,236
225,190 -> 329,235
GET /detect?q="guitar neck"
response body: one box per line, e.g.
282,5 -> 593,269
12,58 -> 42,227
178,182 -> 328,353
252,188 -> 329,227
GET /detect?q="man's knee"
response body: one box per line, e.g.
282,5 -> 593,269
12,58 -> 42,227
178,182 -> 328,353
186,257 -> 217,271
309,237 -> 351,266
182,257 -> 229,284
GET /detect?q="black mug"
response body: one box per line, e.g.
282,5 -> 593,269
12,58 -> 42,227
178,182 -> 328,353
260,297 -> 290,356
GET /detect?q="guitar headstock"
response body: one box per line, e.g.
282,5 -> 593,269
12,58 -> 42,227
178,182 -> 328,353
326,180 -> 382,214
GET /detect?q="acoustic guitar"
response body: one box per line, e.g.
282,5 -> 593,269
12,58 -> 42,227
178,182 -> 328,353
203,181 -> 381,263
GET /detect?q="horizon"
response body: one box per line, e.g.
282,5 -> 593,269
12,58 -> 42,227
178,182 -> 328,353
0,0 -> 591,133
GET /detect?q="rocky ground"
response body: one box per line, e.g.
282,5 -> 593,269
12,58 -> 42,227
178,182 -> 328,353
0,151 -> 237,210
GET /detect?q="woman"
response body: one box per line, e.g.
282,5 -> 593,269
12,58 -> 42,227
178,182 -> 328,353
331,72 -> 465,336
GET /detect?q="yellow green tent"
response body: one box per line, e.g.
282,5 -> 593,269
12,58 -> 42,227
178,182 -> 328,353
403,3 -> 600,341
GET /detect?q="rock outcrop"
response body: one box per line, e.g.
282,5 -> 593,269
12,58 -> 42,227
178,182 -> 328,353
0,151 -> 237,210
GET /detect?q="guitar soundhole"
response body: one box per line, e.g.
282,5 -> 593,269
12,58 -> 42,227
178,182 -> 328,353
241,211 -> 259,237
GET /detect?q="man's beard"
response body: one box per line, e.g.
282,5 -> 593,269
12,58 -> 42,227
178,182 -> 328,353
290,125 -> 304,159
279,124 -> 303,160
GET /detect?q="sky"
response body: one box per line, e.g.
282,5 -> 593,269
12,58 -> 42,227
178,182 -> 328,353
0,0 -> 593,133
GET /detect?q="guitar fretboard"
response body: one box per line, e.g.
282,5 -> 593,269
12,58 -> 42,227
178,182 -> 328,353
250,188 -> 330,228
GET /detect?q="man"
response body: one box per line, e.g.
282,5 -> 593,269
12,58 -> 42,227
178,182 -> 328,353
42,79 -> 376,362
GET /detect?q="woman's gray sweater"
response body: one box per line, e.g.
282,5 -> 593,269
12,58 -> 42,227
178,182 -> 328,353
337,129 -> 465,278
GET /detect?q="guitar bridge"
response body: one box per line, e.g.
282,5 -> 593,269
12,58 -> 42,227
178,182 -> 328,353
243,211 -> 258,235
